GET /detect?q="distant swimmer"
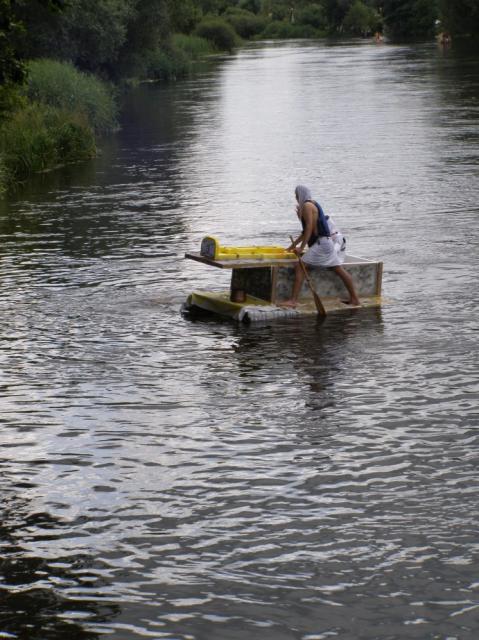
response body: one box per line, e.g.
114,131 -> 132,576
438,32 -> 451,48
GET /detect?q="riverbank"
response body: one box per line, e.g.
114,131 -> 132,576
0,2 -> 436,196
0,0 -> 401,197
0,32 -> 230,196
0,2 -> 372,196
0,60 -> 118,196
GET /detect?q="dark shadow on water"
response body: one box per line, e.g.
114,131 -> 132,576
0,493 -> 120,639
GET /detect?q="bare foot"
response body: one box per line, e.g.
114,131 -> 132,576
279,299 -> 297,308
341,299 -> 361,307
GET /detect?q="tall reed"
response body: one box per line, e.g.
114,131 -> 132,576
26,59 -> 118,134
0,103 -> 96,192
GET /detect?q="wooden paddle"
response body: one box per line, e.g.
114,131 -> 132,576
290,236 -> 327,317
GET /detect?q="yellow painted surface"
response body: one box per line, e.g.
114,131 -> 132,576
200,236 -> 296,261
187,291 -> 269,319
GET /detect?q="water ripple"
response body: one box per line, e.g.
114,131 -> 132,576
1,41 -> 479,640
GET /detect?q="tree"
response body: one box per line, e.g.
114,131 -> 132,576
0,1 -> 25,117
324,0 -> 353,31
0,1 -> 25,85
383,0 -> 438,40
167,0 -> 202,33
343,0 -> 380,35
14,0 -> 172,78
13,0 -> 134,75
440,0 -> 479,38
239,0 -> 262,13
296,3 -> 328,29
196,0 -> 228,14
121,0 -> 169,59
0,0 -> 65,117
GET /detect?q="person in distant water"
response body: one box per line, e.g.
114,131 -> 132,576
374,31 -> 383,43
281,185 -> 360,308
438,32 -> 451,48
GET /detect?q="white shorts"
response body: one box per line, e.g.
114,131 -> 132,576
302,234 -> 346,268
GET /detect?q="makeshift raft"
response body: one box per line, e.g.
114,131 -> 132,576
182,236 -> 384,323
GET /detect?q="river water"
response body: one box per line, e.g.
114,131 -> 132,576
1,40 -> 478,640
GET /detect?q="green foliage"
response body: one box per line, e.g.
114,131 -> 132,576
343,0 -> 380,35
238,0 -> 262,13
172,33 -> 213,59
121,35 -> 214,82
15,0 -> 170,78
0,1 -> 26,84
167,0 -> 202,33
0,157 -> 7,197
383,0 -> 438,40
194,16 -> 238,51
0,0 -> 27,121
142,46 -> 190,80
0,85 -> 26,123
0,103 -> 96,189
267,1 -> 293,21
15,0 -> 134,75
296,4 -> 328,30
119,0 -> 169,73
323,0 -> 352,31
262,20 -> 319,38
440,0 -> 479,39
26,59 -> 118,133
224,7 -> 268,38
197,0 -> 228,13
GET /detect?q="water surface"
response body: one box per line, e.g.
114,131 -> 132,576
0,40 -> 478,639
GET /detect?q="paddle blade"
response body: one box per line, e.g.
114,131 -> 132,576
312,290 -> 327,316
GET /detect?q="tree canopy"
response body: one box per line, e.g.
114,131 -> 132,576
382,0 -> 438,40
440,0 -> 479,38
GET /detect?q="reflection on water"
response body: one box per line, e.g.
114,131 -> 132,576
1,40 -> 478,640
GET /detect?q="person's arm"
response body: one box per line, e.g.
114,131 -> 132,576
296,203 -> 314,253
287,235 -> 304,252
287,203 -> 314,253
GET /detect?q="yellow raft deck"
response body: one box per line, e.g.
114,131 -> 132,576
183,237 -> 385,323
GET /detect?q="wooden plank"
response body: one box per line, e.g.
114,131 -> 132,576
375,261 -> 383,296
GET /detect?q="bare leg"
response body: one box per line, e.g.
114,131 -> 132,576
333,266 -> 360,306
280,263 -> 306,307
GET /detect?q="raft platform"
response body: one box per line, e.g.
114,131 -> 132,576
182,237 -> 384,323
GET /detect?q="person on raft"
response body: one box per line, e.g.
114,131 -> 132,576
281,184 -> 361,308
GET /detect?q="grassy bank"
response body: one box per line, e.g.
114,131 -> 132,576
0,104 -> 96,190
0,35 -> 221,195
0,21 -> 234,194
0,60 -> 117,195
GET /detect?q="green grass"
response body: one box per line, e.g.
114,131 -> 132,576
0,102 -> 96,192
0,58 -> 117,194
26,59 -> 118,134
261,20 -> 323,39
171,34 -> 213,60
142,47 -> 191,81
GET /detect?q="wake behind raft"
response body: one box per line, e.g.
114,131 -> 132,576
182,236 -> 384,323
